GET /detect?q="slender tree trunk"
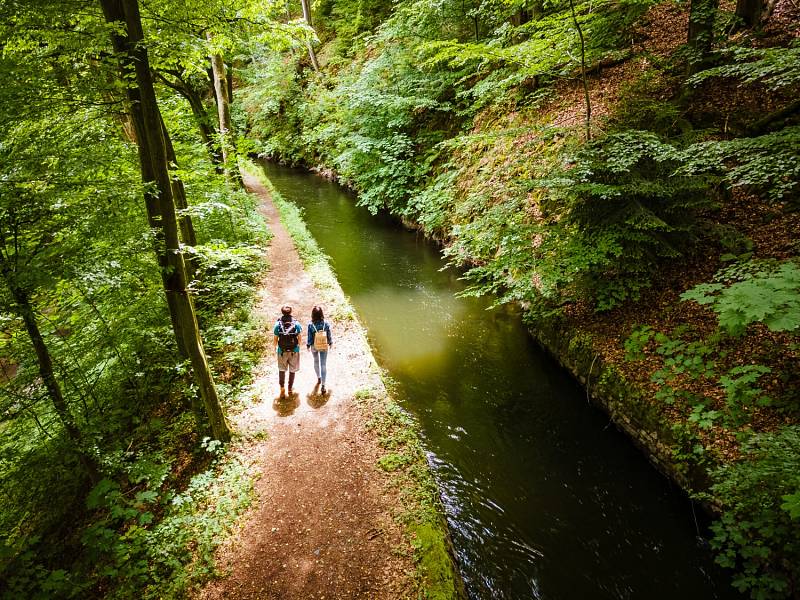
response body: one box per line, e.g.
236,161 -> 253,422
735,0 -> 764,28
0,264 -> 98,479
687,0 -> 718,74
6,279 -> 80,443
185,92 -> 219,158
300,0 -> 321,72
206,33 -> 243,187
569,0 -> 591,141
158,72 -> 222,167
100,0 -> 232,442
158,112 -> 200,280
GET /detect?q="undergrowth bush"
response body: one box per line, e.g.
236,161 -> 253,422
547,131 -> 717,308
704,427 -> 800,600
682,259 -> 800,336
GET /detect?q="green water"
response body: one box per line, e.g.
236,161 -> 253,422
259,161 -> 736,600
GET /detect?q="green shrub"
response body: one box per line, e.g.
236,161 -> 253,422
706,427 -> 800,600
682,259 -> 800,336
540,131 -> 716,309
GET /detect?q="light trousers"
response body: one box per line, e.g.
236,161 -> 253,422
311,349 -> 328,384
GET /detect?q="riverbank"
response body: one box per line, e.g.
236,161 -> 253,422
198,163 -> 462,599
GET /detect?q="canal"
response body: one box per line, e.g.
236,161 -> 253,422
259,161 -> 735,599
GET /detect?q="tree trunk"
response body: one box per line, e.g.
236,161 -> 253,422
687,0 -> 718,74
0,264 -> 98,478
100,0 -> 232,442
735,0 -> 764,28
569,0 -> 591,141
158,112 -> 200,280
300,0 -> 321,72
5,279 -> 80,442
158,72 -> 223,167
206,33 -> 243,187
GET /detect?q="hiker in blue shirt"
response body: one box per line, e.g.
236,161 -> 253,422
306,305 -> 333,394
273,305 -> 302,397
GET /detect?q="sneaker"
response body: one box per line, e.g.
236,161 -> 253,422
321,384 -> 326,394
279,386 -> 285,397
317,377 -> 321,385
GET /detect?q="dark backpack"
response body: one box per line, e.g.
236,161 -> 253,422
277,317 -> 298,352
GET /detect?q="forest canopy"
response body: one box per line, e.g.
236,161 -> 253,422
1,0 -> 798,596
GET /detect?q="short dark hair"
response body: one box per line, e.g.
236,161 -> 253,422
311,305 -> 324,322
281,305 -> 292,316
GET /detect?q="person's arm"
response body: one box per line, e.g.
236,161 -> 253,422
306,323 -> 312,349
326,323 -> 333,348
296,322 -> 303,347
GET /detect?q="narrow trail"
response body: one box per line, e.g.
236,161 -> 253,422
199,172 -> 416,599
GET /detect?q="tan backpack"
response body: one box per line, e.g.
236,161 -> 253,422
312,322 -> 329,351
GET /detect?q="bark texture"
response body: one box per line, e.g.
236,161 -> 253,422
300,0 -> 320,72
100,0 -> 232,442
207,33 -> 243,186
159,112 -> 200,280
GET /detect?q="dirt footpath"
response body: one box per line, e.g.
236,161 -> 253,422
199,173 -> 416,599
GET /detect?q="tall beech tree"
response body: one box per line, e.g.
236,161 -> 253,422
99,0 -> 232,441
300,0 -> 321,71
207,32 -> 243,186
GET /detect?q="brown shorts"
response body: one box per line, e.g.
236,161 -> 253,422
277,351 -> 300,372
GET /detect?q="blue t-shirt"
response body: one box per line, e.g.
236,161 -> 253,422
307,320 -> 333,350
274,319 -> 302,354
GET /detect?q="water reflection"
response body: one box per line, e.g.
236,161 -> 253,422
306,386 -> 330,409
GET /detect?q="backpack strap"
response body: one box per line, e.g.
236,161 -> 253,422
280,318 -> 296,334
